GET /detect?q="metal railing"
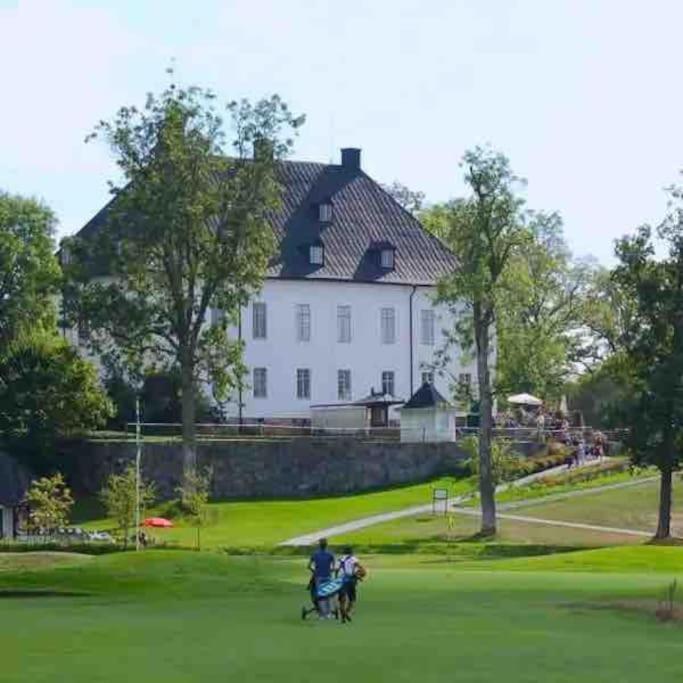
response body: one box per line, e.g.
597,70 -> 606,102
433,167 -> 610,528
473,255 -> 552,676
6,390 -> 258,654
120,421 -> 626,443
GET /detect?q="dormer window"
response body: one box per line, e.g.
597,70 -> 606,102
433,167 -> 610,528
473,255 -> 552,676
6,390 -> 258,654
318,202 -> 333,223
310,243 -> 324,265
380,248 -> 395,270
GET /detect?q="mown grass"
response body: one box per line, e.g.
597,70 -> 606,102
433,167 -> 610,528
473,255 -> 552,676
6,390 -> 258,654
77,476 -> 473,549
511,477 -> 683,534
2,548 -> 683,682
335,510 -> 646,551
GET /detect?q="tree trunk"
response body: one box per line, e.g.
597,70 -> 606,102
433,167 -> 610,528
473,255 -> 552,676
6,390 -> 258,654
475,308 -> 497,536
180,361 -> 197,477
655,463 -> 673,540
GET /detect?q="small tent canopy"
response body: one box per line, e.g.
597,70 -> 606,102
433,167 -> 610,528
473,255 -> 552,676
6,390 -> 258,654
507,393 -> 543,407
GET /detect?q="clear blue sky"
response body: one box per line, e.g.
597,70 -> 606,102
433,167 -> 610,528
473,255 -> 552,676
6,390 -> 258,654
2,0 -> 682,263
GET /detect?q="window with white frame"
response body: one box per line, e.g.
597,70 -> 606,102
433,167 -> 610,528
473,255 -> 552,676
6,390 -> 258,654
421,370 -> 434,385
253,302 -> 267,339
338,369 -> 352,401
380,248 -> 395,269
381,370 -> 395,397
297,368 -> 311,399
337,305 -> 351,343
319,202 -> 333,223
309,244 -> 324,265
420,309 -> 435,346
296,304 -> 311,342
380,307 -> 396,344
253,367 -> 267,398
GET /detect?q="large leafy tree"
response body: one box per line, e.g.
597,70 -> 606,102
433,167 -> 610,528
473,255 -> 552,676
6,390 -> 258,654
0,192 -> 61,345
495,213 -> 595,400
423,147 -> 528,536
0,330 -> 112,466
64,77 -> 303,473
610,205 -> 683,539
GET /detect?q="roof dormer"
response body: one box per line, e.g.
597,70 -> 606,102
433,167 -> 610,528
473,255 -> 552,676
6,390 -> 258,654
369,241 -> 396,271
318,200 -> 333,224
308,240 -> 325,266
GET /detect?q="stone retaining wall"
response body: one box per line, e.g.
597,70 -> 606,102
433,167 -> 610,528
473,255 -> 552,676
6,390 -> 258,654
61,438 -> 469,500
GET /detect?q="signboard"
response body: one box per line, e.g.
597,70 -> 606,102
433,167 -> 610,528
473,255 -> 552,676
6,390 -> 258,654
432,488 -> 449,516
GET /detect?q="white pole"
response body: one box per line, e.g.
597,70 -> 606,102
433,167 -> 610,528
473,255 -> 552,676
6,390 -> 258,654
135,395 -> 141,552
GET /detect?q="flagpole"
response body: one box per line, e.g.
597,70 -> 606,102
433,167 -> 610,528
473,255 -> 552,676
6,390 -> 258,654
135,395 -> 141,552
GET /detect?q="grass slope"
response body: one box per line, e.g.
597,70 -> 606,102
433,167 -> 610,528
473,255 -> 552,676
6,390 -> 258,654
79,476 -> 472,549
511,478 -> 682,534
1,549 -> 683,682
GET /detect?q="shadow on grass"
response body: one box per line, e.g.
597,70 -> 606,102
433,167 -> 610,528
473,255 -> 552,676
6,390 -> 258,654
0,590 -> 90,599
216,540 -> 588,563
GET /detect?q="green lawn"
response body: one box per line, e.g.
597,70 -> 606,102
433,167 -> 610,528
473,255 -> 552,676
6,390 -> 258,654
511,477 -> 681,534
2,548 -> 683,682
337,474 -> 675,551
79,476 -> 473,549
335,510 -> 645,550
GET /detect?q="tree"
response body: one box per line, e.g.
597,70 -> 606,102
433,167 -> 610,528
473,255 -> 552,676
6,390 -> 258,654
495,213 -> 595,400
26,473 -> 73,533
460,435 -> 521,486
609,207 -> 683,539
176,466 -> 212,551
100,464 -> 156,548
422,147 -> 528,536
382,181 -> 425,215
0,330 -> 112,466
0,192 -> 61,347
64,74 -> 303,474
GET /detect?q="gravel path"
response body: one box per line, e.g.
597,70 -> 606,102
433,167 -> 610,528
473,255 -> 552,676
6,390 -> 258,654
278,460 -> 612,546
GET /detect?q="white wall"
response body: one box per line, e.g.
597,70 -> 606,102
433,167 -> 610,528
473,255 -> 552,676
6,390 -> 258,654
400,407 -> 457,443
223,279 -> 475,420
1,506 -> 14,539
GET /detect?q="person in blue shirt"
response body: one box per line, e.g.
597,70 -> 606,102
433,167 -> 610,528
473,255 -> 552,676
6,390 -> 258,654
302,538 -> 335,620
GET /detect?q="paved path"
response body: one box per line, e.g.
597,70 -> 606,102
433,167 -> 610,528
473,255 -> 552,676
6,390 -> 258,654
278,460 -> 610,547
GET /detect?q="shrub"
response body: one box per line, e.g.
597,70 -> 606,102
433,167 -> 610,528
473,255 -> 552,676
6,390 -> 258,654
99,464 -> 155,548
26,473 -> 74,533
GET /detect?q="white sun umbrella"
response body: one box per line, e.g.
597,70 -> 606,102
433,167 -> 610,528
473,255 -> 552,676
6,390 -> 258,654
507,393 -> 543,407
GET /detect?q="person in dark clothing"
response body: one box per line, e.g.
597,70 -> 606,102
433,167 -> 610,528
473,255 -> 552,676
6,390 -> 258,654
302,538 -> 336,620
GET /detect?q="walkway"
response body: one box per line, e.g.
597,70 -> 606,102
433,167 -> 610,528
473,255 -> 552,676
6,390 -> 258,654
279,460 -> 626,546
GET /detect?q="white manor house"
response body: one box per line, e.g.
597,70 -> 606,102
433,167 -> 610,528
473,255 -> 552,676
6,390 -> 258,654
73,148 -> 477,426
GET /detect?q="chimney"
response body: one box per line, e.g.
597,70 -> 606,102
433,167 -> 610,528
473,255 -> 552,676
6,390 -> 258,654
341,147 -> 361,169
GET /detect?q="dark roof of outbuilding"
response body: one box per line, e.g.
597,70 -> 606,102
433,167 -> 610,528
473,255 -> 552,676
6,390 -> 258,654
73,152 -> 456,286
403,382 -> 451,409
0,453 -> 30,507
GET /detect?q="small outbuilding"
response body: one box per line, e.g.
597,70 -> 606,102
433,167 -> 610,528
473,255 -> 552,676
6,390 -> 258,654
400,382 -> 457,443
311,389 -> 404,432
0,453 -> 30,540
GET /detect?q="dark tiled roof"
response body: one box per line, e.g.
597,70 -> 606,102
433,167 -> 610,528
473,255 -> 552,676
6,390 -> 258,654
0,453 -> 30,506
403,382 -> 451,409
268,160 -> 455,285
74,154 -> 457,286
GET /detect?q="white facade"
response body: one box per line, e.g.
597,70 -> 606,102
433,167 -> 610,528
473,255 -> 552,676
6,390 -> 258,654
1,506 -> 14,539
222,278 -> 475,421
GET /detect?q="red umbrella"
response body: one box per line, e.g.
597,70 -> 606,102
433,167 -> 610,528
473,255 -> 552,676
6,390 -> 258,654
141,517 -> 174,528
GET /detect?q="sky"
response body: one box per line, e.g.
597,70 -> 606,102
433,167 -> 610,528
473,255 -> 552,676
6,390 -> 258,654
2,0 -> 683,264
